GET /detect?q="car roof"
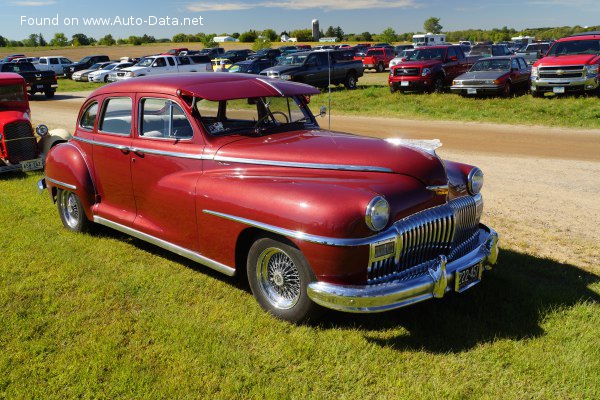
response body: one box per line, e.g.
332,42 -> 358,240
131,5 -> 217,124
474,56 -> 519,60
91,73 -> 320,101
0,72 -> 26,84
560,32 -> 600,41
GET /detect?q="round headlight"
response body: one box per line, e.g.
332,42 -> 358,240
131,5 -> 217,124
36,124 -> 49,137
365,196 -> 390,231
467,167 -> 484,195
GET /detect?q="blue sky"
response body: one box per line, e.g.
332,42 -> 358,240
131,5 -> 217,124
3,0 -> 600,40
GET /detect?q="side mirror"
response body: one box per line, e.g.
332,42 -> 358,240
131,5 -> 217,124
319,105 -> 326,118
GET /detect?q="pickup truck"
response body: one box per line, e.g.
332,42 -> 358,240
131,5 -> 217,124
530,32 -> 600,97
388,45 -> 479,93
260,49 -> 364,89
0,62 -> 57,98
515,43 -> 551,65
36,56 -> 74,75
112,55 -> 212,81
355,47 -> 396,72
63,55 -> 110,78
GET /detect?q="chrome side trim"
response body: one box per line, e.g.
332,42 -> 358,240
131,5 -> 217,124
73,135 -> 129,151
256,78 -> 284,96
212,155 -> 394,173
73,136 -> 207,160
93,216 -> 236,277
203,209 -> 387,246
46,176 -> 77,191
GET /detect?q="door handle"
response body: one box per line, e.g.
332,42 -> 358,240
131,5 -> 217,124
118,146 -> 130,154
132,148 -> 145,157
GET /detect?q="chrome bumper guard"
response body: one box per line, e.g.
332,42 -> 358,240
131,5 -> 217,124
307,224 -> 499,313
531,76 -> 598,90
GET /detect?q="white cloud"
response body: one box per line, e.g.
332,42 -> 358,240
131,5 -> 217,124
187,0 -> 417,12
12,1 -> 56,5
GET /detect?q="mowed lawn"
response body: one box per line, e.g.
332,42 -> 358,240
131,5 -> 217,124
1,172 -> 599,399
56,72 -> 600,130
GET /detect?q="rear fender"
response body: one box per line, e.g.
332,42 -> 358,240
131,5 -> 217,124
44,141 -> 95,220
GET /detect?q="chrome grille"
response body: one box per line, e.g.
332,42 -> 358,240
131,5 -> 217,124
539,65 -> 584,79
3,122 -> 36,164
395,67 -> 420,76
367,195 -> 483,283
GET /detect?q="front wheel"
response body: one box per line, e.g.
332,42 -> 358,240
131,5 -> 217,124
56,189 -> 92,232
247,238 -> 321,323
503,82 -> 512,97
344,73 -> 357,89
432,76 -> 445,93
376,62 -> 385,73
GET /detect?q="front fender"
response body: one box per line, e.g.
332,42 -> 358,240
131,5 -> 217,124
44,141 -> 95,220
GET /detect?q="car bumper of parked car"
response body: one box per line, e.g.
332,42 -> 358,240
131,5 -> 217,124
389,77 -> 430,91
307,224 -> 499,313
450,85 -> 504,95
531,75 -> 598,93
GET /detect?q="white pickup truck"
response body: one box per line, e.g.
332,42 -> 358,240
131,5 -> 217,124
36,56 -> 74,75
111,55 -> 212,81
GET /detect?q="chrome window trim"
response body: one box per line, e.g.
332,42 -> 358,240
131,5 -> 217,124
212,155 -> 394,173
73,136 -> 205,160
98,96 -> 133,137
46,176 -> 77,191
78,101 -> 98,131
138,97 -> 194,141
93,216 -> 236,277
203,209 -> 396,247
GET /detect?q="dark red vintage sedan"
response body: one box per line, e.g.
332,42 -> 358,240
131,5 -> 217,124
39,73 -> 499,322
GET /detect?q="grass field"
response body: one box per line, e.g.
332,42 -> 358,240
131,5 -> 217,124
1,171 -> 599,399
55,71 -> 600,130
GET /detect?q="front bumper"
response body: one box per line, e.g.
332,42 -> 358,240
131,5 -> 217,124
307,224 -> 499,313
531,75 -> 598,93
389,76 -> 430,91
450,85 -> 503,95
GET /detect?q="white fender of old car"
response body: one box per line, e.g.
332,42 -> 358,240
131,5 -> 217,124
39,128 -> 72,158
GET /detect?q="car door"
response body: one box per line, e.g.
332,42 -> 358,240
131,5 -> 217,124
130,95 -> 204,251
87,96 -> 137,226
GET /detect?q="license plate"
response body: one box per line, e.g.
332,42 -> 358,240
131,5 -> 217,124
467,88 -> 477,94
553,86 -> 565,94
401,81 -> 409,87
36,84 -> 44,89
21,158 -> 43,172
455,262 -> 483,292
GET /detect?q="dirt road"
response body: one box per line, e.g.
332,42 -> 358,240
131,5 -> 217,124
29,92 -> 600,273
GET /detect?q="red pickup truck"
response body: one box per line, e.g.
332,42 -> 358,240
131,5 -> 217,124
388,45 -> 478,93
530,32 -> 600,97
355,47 -> 395,72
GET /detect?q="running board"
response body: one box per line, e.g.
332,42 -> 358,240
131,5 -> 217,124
93,216 -> 236,277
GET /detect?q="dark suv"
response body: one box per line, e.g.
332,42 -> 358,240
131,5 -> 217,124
63,55 -> 110,78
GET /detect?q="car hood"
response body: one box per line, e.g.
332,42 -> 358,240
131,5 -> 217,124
396,59 -> 442,68
214,130 -> 447,186
535,54 -> 600,67
457,71 -> 508,80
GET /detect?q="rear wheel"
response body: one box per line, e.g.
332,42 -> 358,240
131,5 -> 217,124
247,238 -> 321,323
344,73 -> 357,89
376,62 -> 385,73
104,75 -> 109,82
45,91 -> 55,98
389,85 -> 397,93
56,189 -> 92,232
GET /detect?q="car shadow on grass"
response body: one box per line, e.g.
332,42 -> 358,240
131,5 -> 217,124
320,249 -> 599,353
0,170 -> 27,180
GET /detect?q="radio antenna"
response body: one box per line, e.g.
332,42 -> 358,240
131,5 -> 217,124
327,50 -> 331,130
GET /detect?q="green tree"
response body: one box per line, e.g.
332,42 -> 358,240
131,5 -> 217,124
172,33 -> 187,42
231,32 -> 240,39
252,37 -> 272,51
262,29 -> 278,42
325,26 -> 336,37
49,32 -> 68,46
0,36 -> 6,47
423,17 -> 443,33
38,33 -> 47,46
239,30 -> 257,42
334,26 -> 344,41
290,29 -> 313,42
202,34 -> 217,48
128,36 -> 142,45
23,34 -> 38,47
361,32 -> 372,41
71,33 -> 90,46
98,34 -> 116,46
378,27 -> 397,43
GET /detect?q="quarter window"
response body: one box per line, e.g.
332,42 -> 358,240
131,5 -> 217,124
79,102 -> 98,130
139,98 -> 193,139
99,97 -> 132,135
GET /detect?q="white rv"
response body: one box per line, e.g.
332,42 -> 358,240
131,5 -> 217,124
412,33 -> 446,47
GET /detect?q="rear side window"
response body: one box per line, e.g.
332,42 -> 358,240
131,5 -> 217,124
99,97 -> 132,135
39,58 -> 47,64
167,57 -> 175,66
139,98 -> 193,139
79,102 -> 98,130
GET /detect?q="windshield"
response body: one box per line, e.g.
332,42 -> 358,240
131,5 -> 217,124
406,48 -> 445,61
136,58 -> 154,67
78,56 -> 92,63
470,59 -> 511,71
228,63 -> 248,73
88,63 -> 102,70
469,46 -> 492,57
278,55 -> 307,65
546,40 -> 600,56
255,49 -> 270,56
102,64 -> 117,70
194,96 -> 316,136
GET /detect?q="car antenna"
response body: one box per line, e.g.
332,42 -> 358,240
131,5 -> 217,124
327,51 -> 331,130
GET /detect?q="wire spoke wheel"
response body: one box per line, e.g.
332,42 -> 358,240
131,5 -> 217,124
257,247 -> 301,310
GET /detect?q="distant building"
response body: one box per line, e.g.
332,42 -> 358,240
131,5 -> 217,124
312,19 -> 320,41
319,37 -> 338,42
281,34 -> 290,42
213,36 -> 238,43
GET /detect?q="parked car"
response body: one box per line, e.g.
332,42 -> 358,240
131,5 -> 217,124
64,55 -> 110,78
0,73 -> 69,174
468,44 -> 512,58
355,47 -> 396,72
450,56 -> 531,96
0,62 -> 57,98
198,47 -> 225,59
389,49 -> 414,68
215,49 -> 254,64
13,57 -> 39,65
112,55 -> 212,81
393,44 -> 414,56
88,62 -> 134,83
261,49 -> 363,89
227,58 -> 274,74
530,31 -> 600,97
249,48 -> 282,61
39,73 -> 499,323
71,62 -> 114,82
388,45 -> 479,93
1,54 -> 25,62
36,56 -> 74,75
162,48 -> 189,56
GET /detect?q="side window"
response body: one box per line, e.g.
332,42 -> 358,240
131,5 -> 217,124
140,98 -> 193,139
50,58 -> 58,65
39,58 -> 47,64
518,58 -> 527,70
447,47 -> 457,59
79,102 -> 98,130
307,55 -> 320,66
60,58 -> 72,64
154,58 -> 166,67
167,57 -> 175,66
99,98 -> 132,135
511,59 -> 519,70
